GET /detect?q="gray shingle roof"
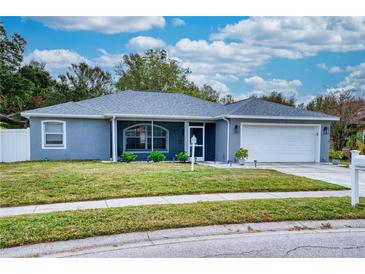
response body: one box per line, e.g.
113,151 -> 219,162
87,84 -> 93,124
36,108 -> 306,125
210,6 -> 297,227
224,97 -> 337,119
22,90 -> 338,120
24,102 -> 104,116
75,90 -> 223,117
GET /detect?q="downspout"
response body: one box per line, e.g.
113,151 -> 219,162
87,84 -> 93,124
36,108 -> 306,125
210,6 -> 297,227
222,117 -> 230,163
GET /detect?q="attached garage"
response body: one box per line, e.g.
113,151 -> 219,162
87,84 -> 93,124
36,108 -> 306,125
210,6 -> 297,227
240,123 -> 321,163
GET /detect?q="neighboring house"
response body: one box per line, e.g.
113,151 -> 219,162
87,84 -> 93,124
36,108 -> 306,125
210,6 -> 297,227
21,90 -> 339,163
0,113 -> 26,128
350,108 -> 365,142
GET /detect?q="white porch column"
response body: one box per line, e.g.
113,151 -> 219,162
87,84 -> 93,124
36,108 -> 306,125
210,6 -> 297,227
151,120 -> 154,150
112,117 -> 117,162
184,121 -> 189,154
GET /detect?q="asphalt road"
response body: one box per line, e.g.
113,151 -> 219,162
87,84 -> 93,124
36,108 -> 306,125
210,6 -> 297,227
67,229 -> 365,258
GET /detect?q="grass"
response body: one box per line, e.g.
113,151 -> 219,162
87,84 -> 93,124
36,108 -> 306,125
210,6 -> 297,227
340,160 -> 351,168
0,161 -> 347,207
0,197 -> 364,248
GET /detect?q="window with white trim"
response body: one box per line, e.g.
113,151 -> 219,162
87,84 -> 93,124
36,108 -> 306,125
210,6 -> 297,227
124,124 -> 168,152
42,121 -> 66,149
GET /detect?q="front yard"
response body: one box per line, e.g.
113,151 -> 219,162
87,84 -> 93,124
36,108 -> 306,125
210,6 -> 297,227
0,161 -> 347,207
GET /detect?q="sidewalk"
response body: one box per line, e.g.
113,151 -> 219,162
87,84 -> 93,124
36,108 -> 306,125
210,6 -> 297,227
0,190 -> 350,217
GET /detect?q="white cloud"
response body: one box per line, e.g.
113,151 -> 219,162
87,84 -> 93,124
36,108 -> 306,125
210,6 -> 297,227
328,66 -> 344,73
230,77 -> 312,105
24,49 -> 89,71
337,62 -> 365,93
93,49 -> 124,68
188,74 -> 230,94
165,17 -> 365,98
127,36 -> 166,50
317,62 -> 355,73
30,16 -> 165,34
211,17 -> 365,58
244,76 -> 302,97
317,63 -> 328,70
172,18 -> 185,27
214,73 -> 239,82
169,39 -> 272,77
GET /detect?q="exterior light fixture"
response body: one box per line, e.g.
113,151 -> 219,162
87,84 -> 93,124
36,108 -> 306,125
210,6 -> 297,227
234,125 -> 239,134
323,126 -> 328,135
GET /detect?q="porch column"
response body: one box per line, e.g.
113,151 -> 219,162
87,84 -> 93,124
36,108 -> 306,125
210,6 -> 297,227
184,121 -> 189,154
112,117 -> 117,162
151,120 -> 154,150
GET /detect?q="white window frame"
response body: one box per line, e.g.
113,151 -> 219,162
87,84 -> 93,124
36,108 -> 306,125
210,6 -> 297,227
363,129 -> 365,141
41,120 -> 66,149
123,123 -> 169,153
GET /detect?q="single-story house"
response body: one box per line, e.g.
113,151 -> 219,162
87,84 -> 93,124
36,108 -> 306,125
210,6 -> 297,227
21,90 -> 339,163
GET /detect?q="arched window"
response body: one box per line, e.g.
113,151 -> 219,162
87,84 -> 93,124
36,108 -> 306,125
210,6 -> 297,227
124,124 -> 168,152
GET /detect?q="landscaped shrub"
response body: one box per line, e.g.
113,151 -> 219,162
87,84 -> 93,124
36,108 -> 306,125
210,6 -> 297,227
176,151 -> 189,162
345,134 -> 363,151
329,150 -> 343,160
121,152 -> 137,163
235,148 -> 248,159
148,150 -> 166,162
360,144 -> 365,155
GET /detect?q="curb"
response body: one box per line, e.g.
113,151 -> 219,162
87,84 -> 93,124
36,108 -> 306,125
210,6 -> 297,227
1,219 -> 365,258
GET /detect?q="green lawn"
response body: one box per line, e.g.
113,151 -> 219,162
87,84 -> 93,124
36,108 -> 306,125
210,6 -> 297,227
0,197 -> 363,248
0,161 -> 347,207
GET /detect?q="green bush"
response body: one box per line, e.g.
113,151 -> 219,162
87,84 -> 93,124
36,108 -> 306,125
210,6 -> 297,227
176,151 -> 189,162
329,150 -> 343,160
235,148 -> 248,159
345,134 -> 363,150
148,150 -> 166,162
121,152 -> 137,163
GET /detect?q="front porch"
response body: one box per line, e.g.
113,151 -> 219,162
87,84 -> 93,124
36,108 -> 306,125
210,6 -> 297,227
110,119 -> 216,161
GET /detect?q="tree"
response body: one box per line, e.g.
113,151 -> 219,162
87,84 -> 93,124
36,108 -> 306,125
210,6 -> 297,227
259,91 -> 296,106
18,61 -> 56,108
115,49 -> 220,102
0,22 -> 28,115
195,84 -> 220,103
0,22 -> 26,73
307,89 -> 364,150
1,61 -> 56,114
116,49 -> 191,92
57,62 -> 114,102
220,94 -> 235,104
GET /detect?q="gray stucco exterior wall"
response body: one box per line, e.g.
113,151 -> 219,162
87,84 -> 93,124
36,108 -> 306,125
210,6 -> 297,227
29,116 -> 331,163
227,118 -> 331,163
117,120 -> 184,160
215,120 -> 227,162
30,117 -> 110,160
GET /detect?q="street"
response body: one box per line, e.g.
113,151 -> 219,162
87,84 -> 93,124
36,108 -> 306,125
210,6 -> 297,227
66,229 -> 365,258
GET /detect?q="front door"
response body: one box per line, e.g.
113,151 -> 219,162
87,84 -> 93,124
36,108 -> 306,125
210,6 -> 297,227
189,126 -> 204,161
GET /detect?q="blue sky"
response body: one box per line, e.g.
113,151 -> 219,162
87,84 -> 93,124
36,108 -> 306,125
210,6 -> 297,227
1,16 -> 365,103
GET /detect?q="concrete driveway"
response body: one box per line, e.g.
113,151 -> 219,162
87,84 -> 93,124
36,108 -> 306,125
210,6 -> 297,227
257,163 -> 365,196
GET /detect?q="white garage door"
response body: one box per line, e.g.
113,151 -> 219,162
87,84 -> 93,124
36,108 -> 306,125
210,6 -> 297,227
240,123 -> 320,163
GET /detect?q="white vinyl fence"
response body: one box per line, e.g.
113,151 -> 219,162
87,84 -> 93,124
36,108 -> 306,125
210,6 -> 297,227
0,128 -> 30,162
